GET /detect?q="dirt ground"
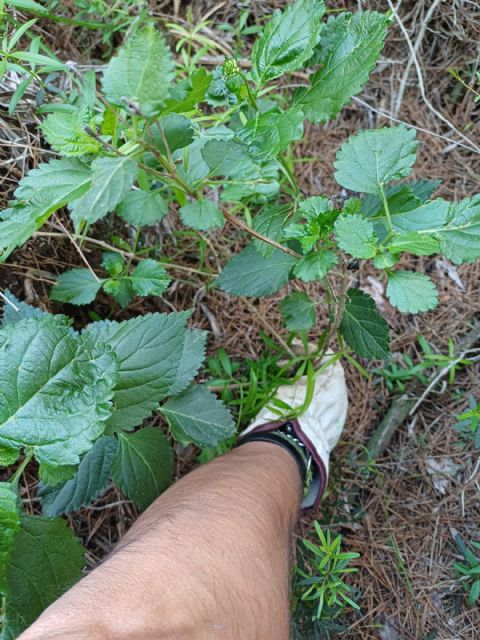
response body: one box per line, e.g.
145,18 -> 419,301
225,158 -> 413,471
1,1 -> 480,638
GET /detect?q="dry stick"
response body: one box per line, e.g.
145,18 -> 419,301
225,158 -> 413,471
0,291 -> 19,312
387,0 -> 480,154
54,218 -> 100,282
242,298 -> 295,358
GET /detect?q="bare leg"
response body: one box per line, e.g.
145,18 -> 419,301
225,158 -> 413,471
20,442 -> 302,640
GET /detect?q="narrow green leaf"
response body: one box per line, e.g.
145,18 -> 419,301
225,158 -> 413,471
116,189 -> 168,225
102,26 -> 174,115
280,292 -> 316,331
69,156 -> 139,225
334,125 -> 418,195
339,288 -> 390,360
111,428 -> 173,510
293,250 -> 338,282
334,214 -> 377,258
179,199 -> 224,230
39,436 -> 118,516
386,271 -> 438,313
162,385 -> 235,447
50,268 -> 103,305
129,260 -> 171,296
294,11 -> 388,123
216,244 -> 296,297
252,0 -> 326,84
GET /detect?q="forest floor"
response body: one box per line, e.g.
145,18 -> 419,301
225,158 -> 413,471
1,1 -> 479,638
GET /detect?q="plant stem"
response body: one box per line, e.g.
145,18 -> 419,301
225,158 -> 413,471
379,183 -> 394,233
11,448 -> 34,486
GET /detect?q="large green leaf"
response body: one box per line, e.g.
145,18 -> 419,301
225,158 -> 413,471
280,292 -> 317,331
334,125 -> 418,195
102,26 -> 174,115
253,204 -> 296,257
386,271 -> 438,313
334,214 -> 377,258
0,158 -> 91,262
179,199 -> 224,230
339,288 -> 390,360
1,515 -> 84,638
238,108 -> 304,161
252,0 -> 326,84
201,139 -> 257,177
41,110 -> 102,157
293,250 -> 338,282
129,260 -> 171,297
168,329 -> 207,397
69,156 -> 139,225
162,385 -> 235,447
0,318 -> 117,467
111,428 -> 173,510
0,483 -> 20,592
1,291 -> 57,326
145,114 -> 195,155
81,312 -> 189,431
39,436 -> 118,517
50,268 -> 104,305
116,189 -> 168,226
216,244 -> 296,296
434,197 -> 480,264
387,232 -> 440,256
294,11 -> 388,123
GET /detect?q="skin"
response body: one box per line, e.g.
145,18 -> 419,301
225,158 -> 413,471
20,442 -> 302,640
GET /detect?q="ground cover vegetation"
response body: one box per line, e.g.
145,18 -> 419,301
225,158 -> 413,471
0,0 -> 479,636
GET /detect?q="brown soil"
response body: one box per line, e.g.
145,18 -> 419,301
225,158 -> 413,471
1,1 -> 480,638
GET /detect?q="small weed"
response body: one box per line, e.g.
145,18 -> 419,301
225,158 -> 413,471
453,533 -> 480,607
452,396 -> 480,449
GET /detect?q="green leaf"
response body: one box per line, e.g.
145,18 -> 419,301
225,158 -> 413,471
334,214 -> 377,258
340,289 -> 390,360
116,189 -> 168,225
179,199 -> 224,230
334,125 -> 419,195
0,158 -> 91,262
0,483 -> 20,592
252,0 -> 326,84
386,271 -> 438,313
39,436 -> 118,516
69,156 -> 139,226
102,252 -> 124,277
111,428 -> 173,510
201,139 -> 257,177
280,292 -> 316,331
38,463 -> 76,487
50,268 -> 103,305
81,312 -> 189,431
162,385 -> 235,447
129,260 -> 171,296
5,0 -> 49,15
388,232 -> 440,256
1,291 -> 56,326
145,114 -> 195,155
239,107 -> 304,161
293,250 -> 338,282
435,197 -> 480,264
163,68 -> 212,114
103,278 -> 134,308
0,318 -> 117,467
41,110 -> 102,157
168,329 -> 207,396
253,204 -> 296,257
0,446 -> 19,467
294,11 -> 388,123
102,26 -> 174,115
216,244 -> 296,296
180,126 -> 234,185
1,515 -> 84,638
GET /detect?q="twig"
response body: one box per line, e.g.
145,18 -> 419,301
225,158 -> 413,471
0,291 -> 19,312
242,298 -> 295,358
55,218 -> 100,282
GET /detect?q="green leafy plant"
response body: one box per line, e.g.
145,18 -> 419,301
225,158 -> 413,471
452,533 -> 480,607
452,396 -> 480,449
0,293 -> 234,635
292,521 -> 360,637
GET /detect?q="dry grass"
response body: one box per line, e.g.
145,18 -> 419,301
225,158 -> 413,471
1,0 -> 480,637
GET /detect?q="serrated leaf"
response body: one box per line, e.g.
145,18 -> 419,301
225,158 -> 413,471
252,0 -> 326,84
1,515 -> 85,637
238,107 -> 304,161
162,385 -> 235,447
116,189 -> 168,225
0,446 -> 19,467
81,312 -> 189,431
179,199 -> 224,230
0,318 -> 117,467
102,26 -> 174,115
253,204 -> 296,257
50,268 -> 103,305
163,68 -> 212,114
39,436 -> 118,516
294,11 -> 388,123
38,463 -> 76,487
334,214 -> 377,258
334,125 -> 418,195
168,329 -> 207,396
103,278 -> 134,308
201,139 -> 257,177
41,110 -> 102,157
1,291 -> 55,326
293,250 -> 338,282
386,271 -> 438,313
216,244 -> 296,297
102,252 -> 124,277
129,260 -> 171,296
435,197 -> 480,264
111,428 -> 173,510
339,288 -> 390,359
0,483 -> 20,592
388,199 -> 449,234
69,156 -> 139,226
388,232 -> 439,256
280,292 -> 316,331
180,126 -> 235,185
145,114 -> 195,155
0,158 -> 91,262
